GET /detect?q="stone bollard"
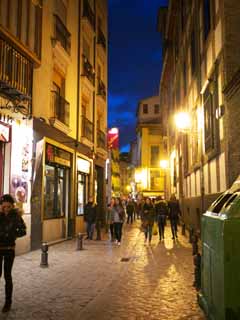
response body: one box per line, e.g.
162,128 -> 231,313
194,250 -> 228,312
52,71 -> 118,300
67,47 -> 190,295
181,223 -> 186,236
40,242 -> 49,267
77,232 -> 84,250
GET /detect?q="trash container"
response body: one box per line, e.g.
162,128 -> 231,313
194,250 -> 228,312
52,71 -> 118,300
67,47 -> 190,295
198,177 -> 240,320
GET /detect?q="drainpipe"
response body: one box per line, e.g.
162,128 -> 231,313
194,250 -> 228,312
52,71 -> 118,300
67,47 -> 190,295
76,0 -> 82,144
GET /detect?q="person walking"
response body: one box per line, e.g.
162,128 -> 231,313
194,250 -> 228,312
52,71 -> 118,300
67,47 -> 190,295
168,194 -> 181,240
126,198 -> 135,224
155,196 -> 169,241
106,198 -> 115,241
84,197 -> 96,240
142,198 -> 155,244
112,198 -> 125,245
0,194 -> 26,313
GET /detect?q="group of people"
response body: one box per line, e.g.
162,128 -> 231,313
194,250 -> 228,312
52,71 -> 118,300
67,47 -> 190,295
141,194 -> 181,244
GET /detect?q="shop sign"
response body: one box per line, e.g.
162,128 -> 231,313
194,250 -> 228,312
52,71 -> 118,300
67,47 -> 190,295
46,143 -> 71,167
0,122 -> 10,142
107,127 -> 119,149
77,158 -> 90,174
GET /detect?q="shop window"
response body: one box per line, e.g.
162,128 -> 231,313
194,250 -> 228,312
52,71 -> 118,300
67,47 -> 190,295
44,164 -> 69,219
77,173 -> 88,215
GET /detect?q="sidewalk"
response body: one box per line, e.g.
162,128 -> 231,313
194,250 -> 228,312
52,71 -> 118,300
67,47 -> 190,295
0,221 -> 205,320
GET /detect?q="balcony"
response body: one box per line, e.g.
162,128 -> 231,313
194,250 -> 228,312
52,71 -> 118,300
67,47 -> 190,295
53,14 -> 71,54
97,27 -> 106,50
0,37 -> 33,101
97,129 -> 106,149
82,55 -> 95,85
82,116 -> 93,142
97,79 -> 106,100
51,91 -> 70,126
83,0 -> 95,30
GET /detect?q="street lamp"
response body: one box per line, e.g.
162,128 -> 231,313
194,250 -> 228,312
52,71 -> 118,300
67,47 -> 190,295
174,111 -> 191,131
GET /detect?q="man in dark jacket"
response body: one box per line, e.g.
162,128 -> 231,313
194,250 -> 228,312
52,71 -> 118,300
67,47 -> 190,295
155,196 -> 168,240
126,199 -> 135,224
84,197 -> 96,240
168,194 -> 181,240
0,194 -> 26,313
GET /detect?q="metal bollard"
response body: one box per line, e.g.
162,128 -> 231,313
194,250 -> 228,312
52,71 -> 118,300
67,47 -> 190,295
189,227 -> 194,243
40,242 -> 49,267
182,223 -> 186,236
192,233 -> 199,255
193,253 -> 201,290
77,232 -> 84,250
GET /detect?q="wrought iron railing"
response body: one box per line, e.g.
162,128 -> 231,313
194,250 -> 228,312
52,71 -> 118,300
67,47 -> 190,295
51,91 -> 70,126
97,27 -> 106,50
83,0 -> 95,30
97,129 -> 106,149
82,115 -> 93,141
53,14 -> 71,54
82,55 -> 95,85
0,37 -> 33,99
97,78 -> 106,100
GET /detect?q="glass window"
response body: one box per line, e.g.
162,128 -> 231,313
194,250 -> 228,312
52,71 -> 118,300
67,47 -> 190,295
154,104 -> 160,114
211,193 -> 233,214
44,164 -> 69,219
150,146 -> 159,167
143,104 -> 148,114
77,173 -> 88,215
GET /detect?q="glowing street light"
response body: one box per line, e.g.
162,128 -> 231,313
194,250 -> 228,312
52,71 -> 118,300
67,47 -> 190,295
159,159 -> 169,169
174,112 -> 191,131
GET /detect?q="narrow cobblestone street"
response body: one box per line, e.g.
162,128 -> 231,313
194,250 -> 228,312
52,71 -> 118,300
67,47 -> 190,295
0,222 -> 205,320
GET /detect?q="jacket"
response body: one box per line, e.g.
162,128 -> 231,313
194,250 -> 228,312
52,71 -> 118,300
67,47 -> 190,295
112,205 -> 125,223
142,203 -> 155,226
168,200 -> 181,220
84,202 -> 97,223
0,209 -> 27,247
155,200 -> 168,222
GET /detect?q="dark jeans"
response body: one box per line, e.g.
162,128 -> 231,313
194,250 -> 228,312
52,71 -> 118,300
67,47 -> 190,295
170,218 -> 178,238
109,223 -> 114,240
144,224 -> 153,242
114,222 -> 123,242
158,215 -> 166,239
127,213 -> 133,224
0,249 -> 15,303
86,222 -> 95,239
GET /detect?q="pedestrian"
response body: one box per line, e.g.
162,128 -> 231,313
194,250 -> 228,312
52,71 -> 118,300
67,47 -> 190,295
106,198 -> 115,241
155,196 -> 169,241
168,194 -> 181,240
126,198 -> 135,224
84,196 -> 96,240
141,197 -> 155,244
112,198 -> 125,245
0,194 -> 26,313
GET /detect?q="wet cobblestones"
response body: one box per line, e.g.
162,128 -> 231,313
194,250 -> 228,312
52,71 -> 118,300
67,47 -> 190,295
0,222 -> 205,319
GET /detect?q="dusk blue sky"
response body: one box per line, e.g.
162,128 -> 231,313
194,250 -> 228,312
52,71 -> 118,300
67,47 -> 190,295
108,0 -> 168,152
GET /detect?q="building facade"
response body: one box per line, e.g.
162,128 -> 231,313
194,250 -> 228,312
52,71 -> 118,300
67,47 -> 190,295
158,0 -> 240,230
134,96 -> 167,199
0,0 -> 108,252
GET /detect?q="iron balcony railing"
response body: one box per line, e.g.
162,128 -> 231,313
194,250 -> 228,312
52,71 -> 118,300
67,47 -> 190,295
97,27 -> 106,50
83,0 -> 95,30
0,37 -> 33,99
97,78 -> 106,100
97,129 -> 106,149
51,91 -> 70,126
82,55 -> 95,85
82,115 -> 93,141
53,14 -> 71,54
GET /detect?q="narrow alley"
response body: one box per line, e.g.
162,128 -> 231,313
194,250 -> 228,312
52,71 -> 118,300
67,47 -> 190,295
0,222 -> 205,320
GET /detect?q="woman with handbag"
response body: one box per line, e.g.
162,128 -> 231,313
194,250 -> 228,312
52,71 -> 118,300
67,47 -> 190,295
141,198 -> 155,244
0,194 -> 26,313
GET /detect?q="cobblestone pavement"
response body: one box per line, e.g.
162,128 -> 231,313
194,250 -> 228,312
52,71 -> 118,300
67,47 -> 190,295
0,221 -> 205,320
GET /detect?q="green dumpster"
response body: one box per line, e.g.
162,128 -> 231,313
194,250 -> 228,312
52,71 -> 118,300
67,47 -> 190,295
198,178 -> 240,319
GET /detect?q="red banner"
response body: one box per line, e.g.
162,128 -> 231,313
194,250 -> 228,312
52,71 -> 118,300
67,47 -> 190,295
107,127 -> 119,149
